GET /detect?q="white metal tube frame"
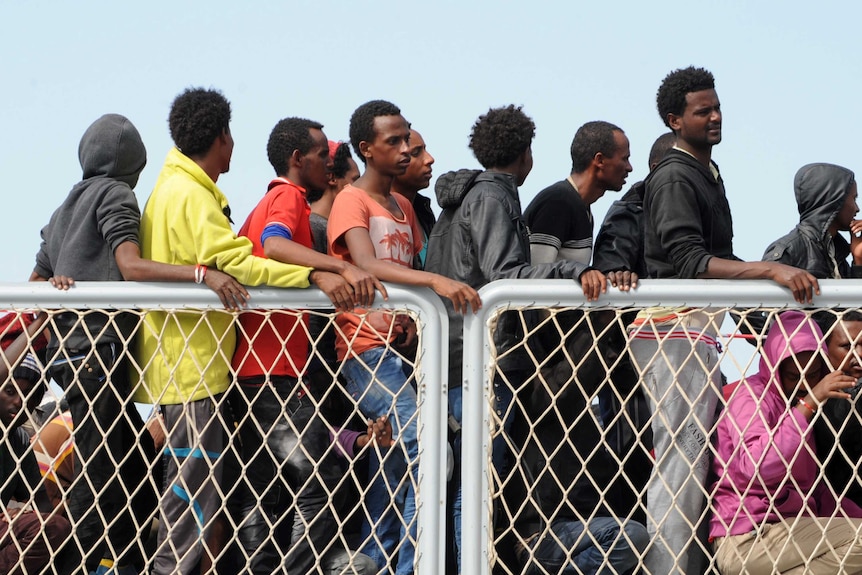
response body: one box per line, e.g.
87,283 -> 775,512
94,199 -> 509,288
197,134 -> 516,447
460,277 -> 862,575
0,281 -> 450,574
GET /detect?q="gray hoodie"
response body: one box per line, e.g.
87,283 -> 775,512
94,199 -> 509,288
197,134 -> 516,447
34,114 -> 147,348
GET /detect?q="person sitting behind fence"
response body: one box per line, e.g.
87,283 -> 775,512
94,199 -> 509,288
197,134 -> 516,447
0,334 -> 71,573
813,310 -> 862,508
31,407 -> 166,513
710,310 -> 862,574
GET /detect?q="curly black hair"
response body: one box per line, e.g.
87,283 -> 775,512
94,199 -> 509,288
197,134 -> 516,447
168,88 -> 232,156
469,105 -> 535,169
331,142 -> 354,179
349,100 -> 401,164
307,143 -> 354,203
266,117 -> 324,176
656,67 -> 715,128
570,121 -> 623,173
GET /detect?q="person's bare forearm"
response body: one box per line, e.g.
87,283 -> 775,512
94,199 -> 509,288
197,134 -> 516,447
263,237 -> 346,274
701,257 -> 773,280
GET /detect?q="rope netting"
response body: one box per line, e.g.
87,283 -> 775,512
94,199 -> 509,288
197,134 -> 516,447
0,306 -> 421,575
485,306 -> 862,575
3,299 -> 862,574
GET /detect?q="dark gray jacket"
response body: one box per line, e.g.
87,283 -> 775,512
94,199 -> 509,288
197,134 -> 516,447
593,181 -> 647,276
34,114 -> 146,349
425,169 -> 590,387
762,163 -> 860,278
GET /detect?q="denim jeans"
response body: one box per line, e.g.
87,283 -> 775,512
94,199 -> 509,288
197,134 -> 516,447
523,518 -> 649,575
449,371 -> 518,573
232,378 -> 337,575
342,347 -> 418,575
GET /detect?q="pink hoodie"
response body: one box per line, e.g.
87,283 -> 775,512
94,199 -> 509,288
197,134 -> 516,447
709,310 -> 862,538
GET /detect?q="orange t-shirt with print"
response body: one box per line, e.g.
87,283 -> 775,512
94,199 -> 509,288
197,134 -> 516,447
327,184 -> 423,360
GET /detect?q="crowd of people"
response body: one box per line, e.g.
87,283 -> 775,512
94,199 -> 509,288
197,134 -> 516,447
1,64 -> 862,575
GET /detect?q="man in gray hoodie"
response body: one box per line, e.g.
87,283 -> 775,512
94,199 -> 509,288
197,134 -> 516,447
31,114 -> 246,575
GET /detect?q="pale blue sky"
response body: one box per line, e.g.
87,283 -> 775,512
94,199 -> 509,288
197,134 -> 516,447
2,0 -> 860,282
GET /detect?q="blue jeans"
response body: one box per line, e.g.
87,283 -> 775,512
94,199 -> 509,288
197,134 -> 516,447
449,372 -> 516,573
523,518 -> 649,575
342,347 -> 418,575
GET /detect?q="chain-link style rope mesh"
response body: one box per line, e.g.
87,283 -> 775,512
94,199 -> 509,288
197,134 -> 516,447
485,306 -> 862,575
6,301 -> 862,574
1,305 -> 422,574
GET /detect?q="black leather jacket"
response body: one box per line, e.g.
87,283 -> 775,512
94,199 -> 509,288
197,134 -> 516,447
762,163 -> 861,278
593,181 -> 647,276
426,169 -> 590,387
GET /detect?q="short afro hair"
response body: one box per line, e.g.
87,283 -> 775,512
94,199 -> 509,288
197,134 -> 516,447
656,67 -> 715,128
168,87 -> 232,156
267,117 -> 324,176
648,132 -> 677,168
349,100 -> 401,164
570,121 -> 623,174
815,309 -> 862,344
469,105 -> 535,169
331,142 -> 354,179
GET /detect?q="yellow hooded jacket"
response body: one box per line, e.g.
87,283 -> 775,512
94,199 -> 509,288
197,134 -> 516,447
135,148 -> 311,404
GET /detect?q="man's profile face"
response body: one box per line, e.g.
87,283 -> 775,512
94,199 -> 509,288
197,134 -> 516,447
834,182 -> 859,231
670,89 -> 721,149
826,320 -> 862,380
365,115 -> 411,177
396,130 -> 435,191
598,131 -> 633,192
299,128 -> 333,194
220,126 -> 235,174
332,157 -> 360,194
516,145 -> 534,187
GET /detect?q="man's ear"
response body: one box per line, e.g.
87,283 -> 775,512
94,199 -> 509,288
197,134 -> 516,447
290,148 -> 303,168
667,113 -> 682,133
593,152 -> 605,170
358,140 -> 372,162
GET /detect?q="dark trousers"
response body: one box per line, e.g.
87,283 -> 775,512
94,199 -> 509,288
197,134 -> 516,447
50,343 -> 156,572
232,377 -> 337,575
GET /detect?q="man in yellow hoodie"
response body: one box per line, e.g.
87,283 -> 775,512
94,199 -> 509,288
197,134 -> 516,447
137,87 -> 321,574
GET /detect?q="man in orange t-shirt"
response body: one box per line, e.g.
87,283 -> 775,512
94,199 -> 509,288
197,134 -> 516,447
327,100 -> 480,575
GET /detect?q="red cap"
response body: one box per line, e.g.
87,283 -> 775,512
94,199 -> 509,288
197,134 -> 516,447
328,140 -> 340,162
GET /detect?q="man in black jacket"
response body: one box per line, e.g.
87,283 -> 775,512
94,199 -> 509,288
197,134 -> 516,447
426,105 -> 627,572
631,66 -> 819,575
763,163 -> 861,278
593,131 -> 676,277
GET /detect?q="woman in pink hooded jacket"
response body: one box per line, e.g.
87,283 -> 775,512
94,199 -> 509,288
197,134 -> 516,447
710,310 -> 862,574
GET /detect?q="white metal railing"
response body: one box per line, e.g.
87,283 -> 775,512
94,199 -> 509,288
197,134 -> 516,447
461,278 -> 862,575
5,278 -> 862,573
0,281 -> 448,574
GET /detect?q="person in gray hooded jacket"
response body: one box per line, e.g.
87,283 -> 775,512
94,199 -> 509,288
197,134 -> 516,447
425,105 -> 616,570
30,114 -> 247,574
763,162 -> 862,278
